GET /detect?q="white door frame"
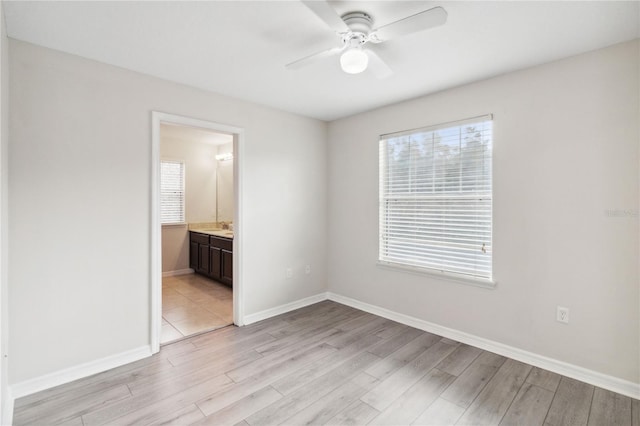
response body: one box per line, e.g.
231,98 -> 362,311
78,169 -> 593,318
150,111 -> 245,353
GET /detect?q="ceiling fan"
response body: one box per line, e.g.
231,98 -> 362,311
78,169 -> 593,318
287,1 -> 448,77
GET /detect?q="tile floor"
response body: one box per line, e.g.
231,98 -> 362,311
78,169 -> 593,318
161,273 -> 233,344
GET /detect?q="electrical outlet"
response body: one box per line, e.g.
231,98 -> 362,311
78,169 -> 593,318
557,306 -> 569,324
285,268 -> 293,279
305,265 -> 311,275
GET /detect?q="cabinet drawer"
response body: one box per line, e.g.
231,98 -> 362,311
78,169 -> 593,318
190,232 -> 209,245
210,236 -> 233,251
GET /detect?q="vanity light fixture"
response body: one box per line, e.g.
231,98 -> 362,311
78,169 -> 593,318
215,153 -> 233,162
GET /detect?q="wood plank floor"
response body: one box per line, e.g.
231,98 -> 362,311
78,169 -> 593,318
13,301 -> 639,426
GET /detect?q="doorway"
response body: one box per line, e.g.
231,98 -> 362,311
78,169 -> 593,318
150,112 -> 244,353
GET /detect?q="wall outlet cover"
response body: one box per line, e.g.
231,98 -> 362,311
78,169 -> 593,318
557,306 -> 569,324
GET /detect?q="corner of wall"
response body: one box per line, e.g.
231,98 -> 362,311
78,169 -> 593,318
0,1 -> 11,423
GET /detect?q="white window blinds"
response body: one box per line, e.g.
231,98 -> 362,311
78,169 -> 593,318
379,116 -> 493,280
160,160 -> 185,224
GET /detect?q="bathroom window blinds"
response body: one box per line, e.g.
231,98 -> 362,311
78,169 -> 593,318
160,160 -> 185,224
379,115 -> 493,280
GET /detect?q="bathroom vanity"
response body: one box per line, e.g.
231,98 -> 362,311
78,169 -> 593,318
189,230 -> 233,287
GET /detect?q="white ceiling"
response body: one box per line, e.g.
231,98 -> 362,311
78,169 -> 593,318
3,1 -> 639,121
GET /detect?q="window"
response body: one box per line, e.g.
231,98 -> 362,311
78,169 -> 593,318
160,160 -> 185,224
379,115 -> 493,281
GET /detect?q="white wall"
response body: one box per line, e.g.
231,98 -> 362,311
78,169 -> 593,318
0,1 -> 10,422
327,40 -> 639,383
9,40 -> 327,384
216,142 -> 234,223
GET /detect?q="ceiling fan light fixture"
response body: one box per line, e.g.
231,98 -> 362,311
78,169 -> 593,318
340,47 -> 368,74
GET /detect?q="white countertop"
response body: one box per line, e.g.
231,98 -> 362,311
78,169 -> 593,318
190,228 -> 234,239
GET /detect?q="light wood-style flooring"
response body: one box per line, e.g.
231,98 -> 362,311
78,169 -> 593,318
13,301 -> 639,425
161,273 -> 233,344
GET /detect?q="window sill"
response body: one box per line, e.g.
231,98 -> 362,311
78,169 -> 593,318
376,260 -> 497,289
162,223 -> 187,228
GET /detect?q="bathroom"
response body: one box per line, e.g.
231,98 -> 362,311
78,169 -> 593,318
159,123 -> 234,344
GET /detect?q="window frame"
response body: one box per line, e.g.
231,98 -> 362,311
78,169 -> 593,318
160,159 -> 186,226
377,115 -> 496,288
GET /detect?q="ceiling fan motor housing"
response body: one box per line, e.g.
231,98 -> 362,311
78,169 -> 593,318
341,12 -> 373,35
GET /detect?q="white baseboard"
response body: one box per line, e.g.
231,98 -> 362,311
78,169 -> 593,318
2,389 -> 14,426
9,345 -> 152,400
162,268 -> 194,277
327,292 -> 640,400
243,292 -> 329,325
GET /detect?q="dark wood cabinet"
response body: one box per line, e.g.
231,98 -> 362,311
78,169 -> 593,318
198,244 -> 210,275
189,231 -> 233,287
209,246 -> 221,281
221,249 -> 233,285
189,241 -> 198,270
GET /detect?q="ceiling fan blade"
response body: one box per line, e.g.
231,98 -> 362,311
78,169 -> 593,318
301,0 -> 350,33
286,46 -> 343,70
366,49 -> 393,79
370,6 -> 447,43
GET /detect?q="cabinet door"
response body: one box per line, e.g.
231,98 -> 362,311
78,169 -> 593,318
209,246 -> 222,280
221,249 -> 233,287
198,243 -> 210,275
189,241 -> 199,270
